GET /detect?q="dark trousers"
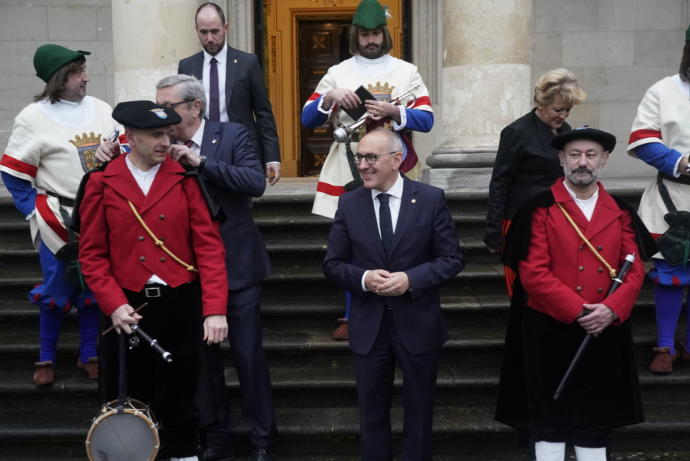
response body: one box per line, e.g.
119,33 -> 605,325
100,282 -> 201,459
200,283 -> 277,455
354,310 -> 440,461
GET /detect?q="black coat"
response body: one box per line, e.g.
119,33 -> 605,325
178,47 -> 281,166
484,110 -> 570,249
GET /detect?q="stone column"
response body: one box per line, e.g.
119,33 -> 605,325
111,0 -> 199,102
424,0 -> 533,190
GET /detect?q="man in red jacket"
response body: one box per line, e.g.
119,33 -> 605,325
495,128 -> 653,461
78,100 -> 228,459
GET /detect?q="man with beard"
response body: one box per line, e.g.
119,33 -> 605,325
302,0 -> 432,220
0,44 -> 116,386
495,128 -> 654,461
301,0 -> 433,340
178,2 -> 281,185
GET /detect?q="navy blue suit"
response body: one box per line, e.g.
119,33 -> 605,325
178,47 -> 281,166
323,176 -> 463,460
194,120 -> 277,453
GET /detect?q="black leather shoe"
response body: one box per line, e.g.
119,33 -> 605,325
248,448 -> 274,461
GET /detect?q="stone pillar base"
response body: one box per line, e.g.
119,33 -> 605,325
423,146 -> 496,190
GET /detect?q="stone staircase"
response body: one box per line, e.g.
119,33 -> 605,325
1,186 -> 690,461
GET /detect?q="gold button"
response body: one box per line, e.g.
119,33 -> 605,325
578,266 -> 584,271
579,244 -> 584,251
597,287 -> 604,293
160,257 -> 166,262
576,286 -> 582,292
139,256 -> 146,262
597,267 -> 603,273
138,236 -> 145,241
159,214 -> 165,220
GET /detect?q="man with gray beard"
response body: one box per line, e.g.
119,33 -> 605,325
495,128 -> 655,461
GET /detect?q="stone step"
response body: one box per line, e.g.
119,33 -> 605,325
1,403 -> 689,461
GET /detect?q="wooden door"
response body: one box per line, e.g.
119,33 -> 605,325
298,21 -> 352,176
265,0 -> 403,177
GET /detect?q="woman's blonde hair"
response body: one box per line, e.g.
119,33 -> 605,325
533,68 -> 586,107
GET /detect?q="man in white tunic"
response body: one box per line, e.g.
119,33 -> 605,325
301,0 -> 433,220
0,44 -> 116,385
628,25 -> 690,375
301,0 -> 434,340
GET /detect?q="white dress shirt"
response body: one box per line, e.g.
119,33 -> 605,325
361,173 -> 404,290
185,119 -> 206,155
203,43 -> 229,123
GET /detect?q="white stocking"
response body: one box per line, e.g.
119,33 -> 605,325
534,441 -> 566,461
574,446 -> 607,461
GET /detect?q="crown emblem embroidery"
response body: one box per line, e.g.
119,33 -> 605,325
367,81 -> 395,103
70,132 -> 103,172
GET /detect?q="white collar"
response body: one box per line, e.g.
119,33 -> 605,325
354,53 -> 390,66
372,173 -> 404,201
190,119 -> 206,148
203,42 -> 227,63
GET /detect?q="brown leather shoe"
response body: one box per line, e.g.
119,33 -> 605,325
77,357 -> 99,380
649,347 -> 677,374
332,318 -> 349,341
33,361 -> 55,386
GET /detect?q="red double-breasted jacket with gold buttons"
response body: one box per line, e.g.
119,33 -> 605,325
78,155 -> 228,317
519,178 -> 645,325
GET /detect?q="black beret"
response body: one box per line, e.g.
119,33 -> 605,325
112,100 -> 181,129
550,126 -> 616,153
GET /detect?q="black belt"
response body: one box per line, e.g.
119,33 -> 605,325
46,191 -> 76,207
659,172 -> 690,186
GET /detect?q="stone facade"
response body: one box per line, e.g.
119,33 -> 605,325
0,0 -> 688,192
531,0 -> 689,179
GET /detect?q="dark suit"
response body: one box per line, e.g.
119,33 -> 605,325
194,120 -> 278,453
178,46 -> 281,166
323,176 -> 464,460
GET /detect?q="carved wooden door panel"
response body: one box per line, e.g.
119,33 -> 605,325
298,20 -> 352,176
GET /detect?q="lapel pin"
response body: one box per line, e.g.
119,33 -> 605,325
212,139 -> 217,144
411,199 -> 416,204
234,59 -> 238,64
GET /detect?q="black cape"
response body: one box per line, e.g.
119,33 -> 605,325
494,189 -> 656,439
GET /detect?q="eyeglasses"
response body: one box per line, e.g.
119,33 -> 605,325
353,151 -> 399,165
159,99 -> 192,110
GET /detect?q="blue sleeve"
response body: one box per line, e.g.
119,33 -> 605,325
1,172 -> 36,217
635,142 -> 683,176
301,95 -> 329,128
404,108 -> 434,132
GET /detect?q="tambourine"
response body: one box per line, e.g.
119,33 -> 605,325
85,398 -> 159,461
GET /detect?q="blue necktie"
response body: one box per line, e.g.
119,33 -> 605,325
378,193 -> 393,256
209,57 -> 220,121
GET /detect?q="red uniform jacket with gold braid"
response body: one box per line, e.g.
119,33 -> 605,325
78,155 -> 228,317
518,178 -> 645,325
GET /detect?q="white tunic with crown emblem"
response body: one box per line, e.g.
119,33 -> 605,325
1,95 -> 115,253
303,54 -> 432,219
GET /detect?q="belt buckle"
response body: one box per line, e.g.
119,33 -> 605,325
144,286 -> 161,298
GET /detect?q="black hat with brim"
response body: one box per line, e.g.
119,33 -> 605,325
550,126 -> 616,152
112,100 -> 181,129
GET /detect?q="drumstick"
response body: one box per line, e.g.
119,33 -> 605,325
101,302 -> 148,336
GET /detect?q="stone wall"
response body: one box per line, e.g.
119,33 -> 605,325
0,0 -> 114,160
1,0 -> 688,185
531,0 -> 689,179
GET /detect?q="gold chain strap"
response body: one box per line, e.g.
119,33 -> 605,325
555,202 -> 616,278
127,200 -> 198,272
